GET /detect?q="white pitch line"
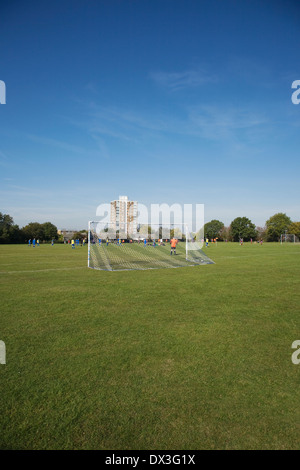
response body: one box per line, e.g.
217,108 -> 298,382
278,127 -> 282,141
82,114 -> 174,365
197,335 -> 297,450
0,267 -> 86,274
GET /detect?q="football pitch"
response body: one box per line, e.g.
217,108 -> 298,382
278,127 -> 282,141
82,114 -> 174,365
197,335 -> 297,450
0,242 -> 299,450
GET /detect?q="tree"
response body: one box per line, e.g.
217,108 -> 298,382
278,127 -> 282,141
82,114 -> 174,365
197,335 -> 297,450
287,222 -> 300,239
23,222 -> 45,241
230,217 -> 257,242
0,212 -> 13,243
0,212 -> 13,229
219,226 -> 231,241
266,213 -> 292,242
42,222 -> 58,241
256,226 -> 267,241
0,212 -> 23,244
204,220 -> 224,239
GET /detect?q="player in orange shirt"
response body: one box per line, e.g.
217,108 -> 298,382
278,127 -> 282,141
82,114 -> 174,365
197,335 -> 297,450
170,237 -> 178,255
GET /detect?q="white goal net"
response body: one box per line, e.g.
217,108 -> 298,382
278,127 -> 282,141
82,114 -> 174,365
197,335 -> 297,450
88,222 -> 214,271
280,233 -> 299,244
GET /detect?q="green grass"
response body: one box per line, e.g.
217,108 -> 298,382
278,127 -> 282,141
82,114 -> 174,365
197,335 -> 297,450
0,242 -> 299,449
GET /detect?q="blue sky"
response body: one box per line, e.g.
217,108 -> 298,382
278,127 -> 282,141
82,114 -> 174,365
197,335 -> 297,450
0,0 -> 300,229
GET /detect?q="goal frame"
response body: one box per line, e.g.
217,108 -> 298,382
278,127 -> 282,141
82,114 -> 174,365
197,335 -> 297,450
87,221 -> 212,271
280,233 -> 298,244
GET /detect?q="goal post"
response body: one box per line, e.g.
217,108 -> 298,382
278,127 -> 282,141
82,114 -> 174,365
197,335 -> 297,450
280,233 -> 299,244
88,220 -> 91,268
87,221 -> 214,271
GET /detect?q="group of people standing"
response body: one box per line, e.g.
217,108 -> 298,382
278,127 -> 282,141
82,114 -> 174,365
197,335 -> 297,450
28,239 -> 54,246
28,238 -> 39,247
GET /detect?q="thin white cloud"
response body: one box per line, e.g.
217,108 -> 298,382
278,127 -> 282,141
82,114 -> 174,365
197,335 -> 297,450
187,105 -> 268,142
0,150 -> 8,159
65,96 -> 271,161
84,81 -> 99,95
26,134 -> 87,154
25,132 -> 110,160
150,68 -> 217,91
69,105 -> 165,144
0,149 -> 15,168
87,101 -> 267,139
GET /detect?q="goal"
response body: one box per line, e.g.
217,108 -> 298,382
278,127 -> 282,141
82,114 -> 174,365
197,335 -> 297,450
88,222 -> 214,271
280,233 -> 299,244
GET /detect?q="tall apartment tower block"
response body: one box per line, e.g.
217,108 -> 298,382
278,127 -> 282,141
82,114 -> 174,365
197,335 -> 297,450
110,196 -> 138,236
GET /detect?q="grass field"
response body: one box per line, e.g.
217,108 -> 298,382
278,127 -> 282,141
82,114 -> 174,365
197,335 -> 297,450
0,242 -> 299,450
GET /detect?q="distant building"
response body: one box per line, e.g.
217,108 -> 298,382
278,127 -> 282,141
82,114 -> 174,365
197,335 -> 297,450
58,229 -> 79,241
110,196 -> 138,237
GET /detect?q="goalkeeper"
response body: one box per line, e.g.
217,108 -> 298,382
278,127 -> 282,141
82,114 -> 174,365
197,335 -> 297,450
170,237 -> 178,255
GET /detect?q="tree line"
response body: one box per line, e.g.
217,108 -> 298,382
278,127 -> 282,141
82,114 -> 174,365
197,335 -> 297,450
204,213 -> 300,242
1,211 -> 299,244
0,213 -> 59,244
